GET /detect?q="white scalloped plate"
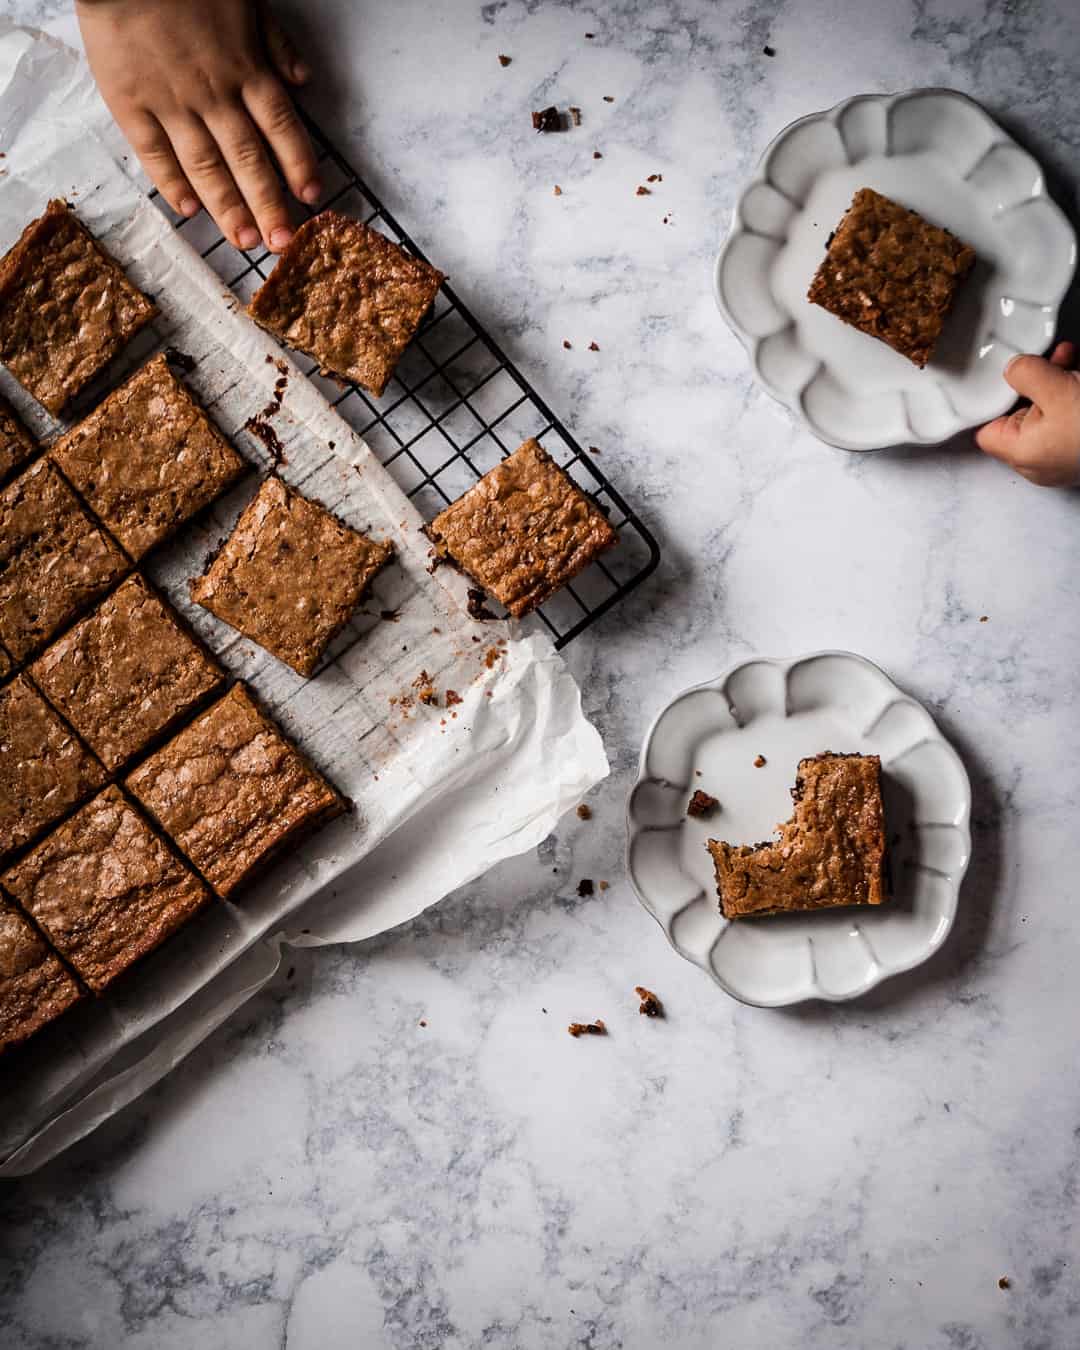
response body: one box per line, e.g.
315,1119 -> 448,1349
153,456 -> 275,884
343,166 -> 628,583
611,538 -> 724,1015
626,652 -> 972,1006
715,89 -> 1077,451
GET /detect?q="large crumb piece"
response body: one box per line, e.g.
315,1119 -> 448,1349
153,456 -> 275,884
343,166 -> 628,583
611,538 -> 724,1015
247,211 -> 444,398
50,353 -> 246,561
428,438 -> 616,617
0,902 -> 82,1053
807,187 -> 975,368
126,685 -> 346,899
30,574 -> 224,772
0,459 -> 128,661
568,1018 -> 606,1038
0,199 -> 157,413
686,789 -> 719,818
3,786 -> 210,994
189,477 -> 392,677
0,674 -> 106,861
708,752 -> 886,918
634,986 -> 663,1017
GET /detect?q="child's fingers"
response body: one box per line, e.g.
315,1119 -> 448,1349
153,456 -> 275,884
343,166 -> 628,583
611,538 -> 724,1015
1049,340 -> 1077,370
123,110 -> 200,218
204,104 -> 295,251
259,3 -> 311,85
974,408 -> 1026,461
1003,353 -> 1076,408
241,74 -> 321,208
168,114 -> 261,250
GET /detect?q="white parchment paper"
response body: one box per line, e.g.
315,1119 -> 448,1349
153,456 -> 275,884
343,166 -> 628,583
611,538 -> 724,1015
0,24 -> 608,1174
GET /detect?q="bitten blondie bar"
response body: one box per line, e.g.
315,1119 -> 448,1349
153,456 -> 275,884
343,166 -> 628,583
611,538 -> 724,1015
807,188 -> 975,368
0,199 -> 157,413
708,752 -> 886,919
428,438 -> 617,617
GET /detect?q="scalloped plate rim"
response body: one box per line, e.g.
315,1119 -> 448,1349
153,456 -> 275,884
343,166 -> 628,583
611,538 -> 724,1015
625,649 -> 973,1008
714,87 -> 1078,453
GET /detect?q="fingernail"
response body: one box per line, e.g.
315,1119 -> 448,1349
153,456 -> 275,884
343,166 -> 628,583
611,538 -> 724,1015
301,179 -> 322,205
179,196 -> 199,217
293,60 -> 312,82
269,225 -> 294,250
237,225 -> 260,249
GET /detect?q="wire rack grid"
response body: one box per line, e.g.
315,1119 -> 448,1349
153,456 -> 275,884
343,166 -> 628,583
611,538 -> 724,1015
149,110 -> 659,650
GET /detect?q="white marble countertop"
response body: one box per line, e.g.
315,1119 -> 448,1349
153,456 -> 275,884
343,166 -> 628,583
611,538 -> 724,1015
3,2 -> 1080,1347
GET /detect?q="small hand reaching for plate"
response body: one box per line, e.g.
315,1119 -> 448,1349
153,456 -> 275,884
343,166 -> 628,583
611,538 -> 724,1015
975,341 -> 1080,487
77,0 -> 321,253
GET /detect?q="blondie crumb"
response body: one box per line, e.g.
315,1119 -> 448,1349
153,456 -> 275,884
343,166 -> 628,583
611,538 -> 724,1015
687,789 -> 719,819
568,1018 -> 606,1038
635,986 -> 663,1018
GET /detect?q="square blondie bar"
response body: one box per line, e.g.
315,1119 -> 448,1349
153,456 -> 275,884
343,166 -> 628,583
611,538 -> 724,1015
0,459 -> 128,662
807,188 -> 975,368
708,752 -> 886,919
0,902 -> 82,1054
189,476 -> 393,677
0,674 -> 106,862
30,574 -> 224,772
428,438 -> 617,617
126,685 -> 346,899
0,199 -> 157,413
50,353 -> 247,561
0,391 -> 35,485
2,786 -> 210,994
247,211 -> 445,398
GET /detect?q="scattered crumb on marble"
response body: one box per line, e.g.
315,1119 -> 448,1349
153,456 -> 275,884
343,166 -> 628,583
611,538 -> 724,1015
568,1018 -> 606,1038
635,986 -> 663,1017
576,804 -> 592,820
998,1276 -> 1010,1290
577,879 -> 594,897
636,185 -> 651,196
589,341 -> 600,351
498,53 -> 511,66
754,754 -> 767,767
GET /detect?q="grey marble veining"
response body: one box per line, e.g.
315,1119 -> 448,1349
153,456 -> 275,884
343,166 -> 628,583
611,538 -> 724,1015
2,1 -> 1080,1347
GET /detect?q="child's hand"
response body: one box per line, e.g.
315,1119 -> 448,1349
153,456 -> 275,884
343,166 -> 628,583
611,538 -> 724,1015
77,0 -> 321,252
975,341 -> 1080,487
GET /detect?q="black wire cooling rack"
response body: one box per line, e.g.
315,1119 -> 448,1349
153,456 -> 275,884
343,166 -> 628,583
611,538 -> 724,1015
150,110 -> 659,650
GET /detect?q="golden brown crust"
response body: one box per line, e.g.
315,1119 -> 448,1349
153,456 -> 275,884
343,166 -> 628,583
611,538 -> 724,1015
50,353 -> 247,561
807,188 -> 975,368
0,674 -> 106,862
0,390 -> 36,485
0,199 -> 157,413
126,685 -> 346,899
189,477 -> 393,677
2,786 -> 210,994
30,574 -> 224,772
0,459 -> 129,662
708,753 -> 886,918
428,438 -> 617,617
0,902 -> 82,1053
247,211 -> 445,398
